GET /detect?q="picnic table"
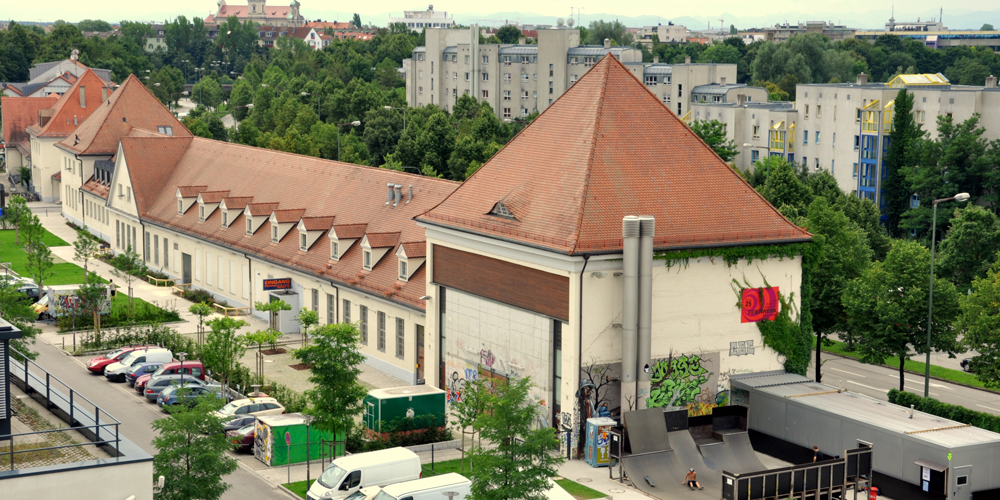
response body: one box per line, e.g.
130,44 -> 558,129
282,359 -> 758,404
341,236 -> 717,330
147,275 -> 175,287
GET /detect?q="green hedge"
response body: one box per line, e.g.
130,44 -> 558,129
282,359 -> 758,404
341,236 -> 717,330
346,414 -> 454,453
888,389 -> 1000,433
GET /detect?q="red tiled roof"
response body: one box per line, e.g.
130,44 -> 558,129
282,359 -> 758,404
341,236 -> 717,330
27,69 -> 115,138
120,136 -> 458,309
365,232 -> 400,249
57,74 -> 191,156
81,176 -> 111,199
332,223 -> 367,239
301,216 -> 335,231
52,171 -> 62,180
418,55 -> 811,255
221,196 -> 254,210
248,202 -> 280,216
198,190 -> 230,203
178,185 -> 208,198
215,4 -> 291,18
307,21 -> 353,30
401,242 -> 426,258
1,96 -> 59,146
272,209 -> 306,223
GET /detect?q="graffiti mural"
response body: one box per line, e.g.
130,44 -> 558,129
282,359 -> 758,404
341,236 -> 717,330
646,351 -> 721,416
729,340 -> 756,356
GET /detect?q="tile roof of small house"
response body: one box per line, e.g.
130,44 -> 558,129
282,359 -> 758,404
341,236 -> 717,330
301,216 -> 335,231
418,54 -> 811,255
332,223 -> 367,239
178,186 -> 208,198
81,176 -> 110,198
198,190 -> 230,203
400,242 -> 426,258
221,197 -> 254,209
119,136 -> 459,309
56,74 -> 191,156
1,95 -> 59,148
365,232 -> 400,248
272,209 -> 306,223
26,69 -> 116,138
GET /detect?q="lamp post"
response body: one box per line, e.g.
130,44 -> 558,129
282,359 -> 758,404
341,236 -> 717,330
301,92 -> 321,121
336,121 -> 361,162
383,105 -> 407,132
233,103 -> 254,124
925,192 -> 970,397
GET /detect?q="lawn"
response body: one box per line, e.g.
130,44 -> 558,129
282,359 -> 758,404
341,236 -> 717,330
283,479 -> 315,499
821,338 -> 992,392
0,229 -> 91,285
421,457 -> 470,476
555,478 -> 607,500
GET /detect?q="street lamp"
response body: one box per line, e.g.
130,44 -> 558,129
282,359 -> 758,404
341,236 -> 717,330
925,192 -> 970,397
384,105 -> 407,131
177,352 -> 187,389
336,121 -> 362,162
233,103 -> 254,124
301,92 -> 321,121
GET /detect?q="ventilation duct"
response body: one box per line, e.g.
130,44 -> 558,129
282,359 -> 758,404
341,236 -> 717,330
393,184 -> 402,207
621,216 -> 640,411
407,185 -> 413,204
636,216 -> 654,409
385,183 -> 394,205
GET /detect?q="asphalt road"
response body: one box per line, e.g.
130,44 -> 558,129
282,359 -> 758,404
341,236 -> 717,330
812,350 -> 1000,415
29,340 -> 295,500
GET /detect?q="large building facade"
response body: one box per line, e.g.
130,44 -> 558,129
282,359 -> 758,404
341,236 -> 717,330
388,5 -> 455,31
205,0 -> 305,27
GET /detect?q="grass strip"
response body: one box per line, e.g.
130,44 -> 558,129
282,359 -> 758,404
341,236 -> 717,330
283,479 -> 315,499
555,478 -> 607,499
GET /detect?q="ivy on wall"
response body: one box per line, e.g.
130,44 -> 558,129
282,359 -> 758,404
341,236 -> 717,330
655,243 -> 814,376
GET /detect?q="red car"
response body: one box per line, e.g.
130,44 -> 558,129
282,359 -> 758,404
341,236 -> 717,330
86,345 -> 156,374
227,424 -> 255,453
135,360 -> 206,393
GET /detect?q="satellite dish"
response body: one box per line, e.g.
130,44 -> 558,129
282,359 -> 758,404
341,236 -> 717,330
567,17 -> 575,27
556,18 -> 565,27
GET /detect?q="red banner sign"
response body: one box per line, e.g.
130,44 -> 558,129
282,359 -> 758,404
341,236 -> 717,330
263,278 -> 292,290
741,287 -> 780,323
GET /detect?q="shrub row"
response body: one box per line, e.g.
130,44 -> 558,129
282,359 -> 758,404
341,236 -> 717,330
888,389 -> 1000,433
346,415 -> 454,453
59,299 -> 181,332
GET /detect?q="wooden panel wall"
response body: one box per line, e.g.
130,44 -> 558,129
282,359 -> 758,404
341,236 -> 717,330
432,245 -> 570,322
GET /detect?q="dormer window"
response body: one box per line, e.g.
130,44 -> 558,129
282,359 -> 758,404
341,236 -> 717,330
489,202 -> 516,219
246,217 -> 252,235
222,212 -> 228,226
395,242 -> 425,283
199,205 -> 206,221
330,241 -> 339,260
363,250 -> 373,270
272,225 -> 279,243
300,233 -> 307,251
177,199 -> 183,214
399,260 -> 408,281
360,232 -> 400,273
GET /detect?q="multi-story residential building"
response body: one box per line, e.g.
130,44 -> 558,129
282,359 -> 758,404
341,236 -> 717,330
204,0 -> 304,27
2,95 -> 59,178
636,23 -> 690,46
750,21 -> 855,43
406,27 -> 735,120
389,5 -> 456,31
1,54 -> 111,97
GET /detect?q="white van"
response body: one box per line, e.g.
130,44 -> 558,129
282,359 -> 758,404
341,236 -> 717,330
307,447 -> 421,500
372,473 -> 471,500
104,348 -> 172,382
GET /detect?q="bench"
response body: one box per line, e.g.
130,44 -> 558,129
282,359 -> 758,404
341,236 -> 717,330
147,275 -> 175,287
213,304 -> 251,317
172,283 -> 192,297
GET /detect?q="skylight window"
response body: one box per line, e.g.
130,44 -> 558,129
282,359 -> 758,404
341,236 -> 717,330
489,202 -> 515,219
157,126 -> 173,136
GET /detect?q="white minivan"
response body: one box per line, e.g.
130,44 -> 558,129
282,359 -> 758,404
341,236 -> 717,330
372,473 -> 471,500
104,348 -> 172,382
307,448 -> 421,500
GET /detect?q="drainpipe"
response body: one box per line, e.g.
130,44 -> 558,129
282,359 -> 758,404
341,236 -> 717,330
637,216 -> 655,410
621,216 -> 640,412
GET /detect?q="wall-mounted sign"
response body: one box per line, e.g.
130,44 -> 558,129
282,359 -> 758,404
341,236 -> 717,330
263,278 -> 292,290
741,287 -> 780,323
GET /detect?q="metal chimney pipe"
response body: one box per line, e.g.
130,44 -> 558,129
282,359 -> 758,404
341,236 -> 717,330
621,216 -> 641,412
637,216 -> 655,410
386,183 -> 394,205
407,185 -> 413,204
393,184 -> 402,207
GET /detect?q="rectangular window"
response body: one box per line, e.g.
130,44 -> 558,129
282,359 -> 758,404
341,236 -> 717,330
395,318 -> 405,358
521,90 -> 528,100
311,289 -> 319,312
482,90 -> 489,99
206,252 -> 212,286
178,199 -> 183,214
853,163 -> 859,178
164,239 -> 169,269
116,221 -> 120,248
217,256 -> 223,290
751,150 -> 760,162
817,105 -> 822,118
79,86 -> 86,108
816,132 -> 820,144
803,131 -> 808,145
481,73 -> 489,82
503,73 -> 511,83
553,320 -> 562,419
482,55 -> 489,64
144,232 -> 151,261
832,133 -> 836,148
300,233 -> 307,250
343,299 -> 351,324
359,305 -> 368,344
399,260 -> 408,280
377,311 -> 386,351
752,125 -> 760,139
522,73 -> 529,82
222,211 -> 228,226
503,108 -> 511,119
465,72 -> 469,81
804,104 -> 809,118
327,293 -> 335,324
364,250 -> 372,269
503,90 -> 511,101
154,234 -> 159,265
246,218 -> 252,234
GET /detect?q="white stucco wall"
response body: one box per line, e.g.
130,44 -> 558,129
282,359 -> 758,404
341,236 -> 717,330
0,460 -> 153,500
28,136 -> 62,202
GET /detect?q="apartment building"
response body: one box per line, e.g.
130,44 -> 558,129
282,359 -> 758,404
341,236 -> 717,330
389,5 -> 455,31
746,21 -> 855,43
407,27 -> 735,120
636,23 -> 690,46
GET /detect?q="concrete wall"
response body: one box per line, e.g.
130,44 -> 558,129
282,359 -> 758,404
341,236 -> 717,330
0,459 -> 153,500
28,136 -> 62,202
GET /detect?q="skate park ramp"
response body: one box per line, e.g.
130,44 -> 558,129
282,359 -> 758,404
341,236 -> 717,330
622,408 -> 671,454
622,451 -> 717,500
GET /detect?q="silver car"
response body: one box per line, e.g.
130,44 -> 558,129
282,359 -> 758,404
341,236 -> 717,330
143,375 -> 206,401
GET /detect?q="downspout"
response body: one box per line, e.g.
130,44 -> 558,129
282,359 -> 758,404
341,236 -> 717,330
244,253 -> 253,310
577,253 -> 589,460
621,216 -> 640,412
637,216 -> 654,410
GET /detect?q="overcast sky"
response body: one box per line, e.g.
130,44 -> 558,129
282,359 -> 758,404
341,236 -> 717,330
2,0 -> 995,28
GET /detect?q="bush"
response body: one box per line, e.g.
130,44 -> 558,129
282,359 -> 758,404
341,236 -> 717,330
888,389 -> 1000,433
182,288 -> 213,304
58,299 -> 181,331
346,414 -> 453,453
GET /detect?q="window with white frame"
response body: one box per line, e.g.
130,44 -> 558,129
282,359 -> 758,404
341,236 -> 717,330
503,108 -> 511,119
521,73 -> 529,82
503,90 -> 511,101
377,311 -> 386,351
644,76 -> 656,86
395,318 -> 405,358
300,232 -> 307,251
272,225 -> 278,243
359,305 -> 367,343
482,90 -> 489,98
363,250 -> 372,270
177,199 -> 183,214
399,259 -> 408,281
503,73 -> 511,83
521,90 -> 529,100
330,240 -> 339,260
522,108 -> 529,117
246,217 -> 252,235
199,205 -> 205,221
482,72 -> 489,82
222,212 -> 228,226
482,55 -> 489,64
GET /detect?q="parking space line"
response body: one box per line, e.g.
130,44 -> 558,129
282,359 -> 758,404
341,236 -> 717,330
977,404 -> 1000,413
828,368 -> 863,377
847,380 -> 887,392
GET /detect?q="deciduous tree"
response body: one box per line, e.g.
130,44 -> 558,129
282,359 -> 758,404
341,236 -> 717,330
293,322 -> 368,434
957,257 -> 1000,388
936,205 -> 1000,289
152,397 -> 237,500
690,119 -> 739,162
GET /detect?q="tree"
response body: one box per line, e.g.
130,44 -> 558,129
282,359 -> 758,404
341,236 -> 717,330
352,13 -> 363,29
730,25 -> 738,35
803,197 -> 872,383
842,240 -> 963,391
296,307 -> 318,345
73,227 -> 99,282
292,322 -> 368,433
417,112 -> 455,177
0,275 -> 42,359
4,195 -> 31,244
756,158 -> 814,219
186,118 -> 212,138
690,119 -> 739,162
201,317 -> 249,395
882,89 -> 920,237
451,375 -> 489,472
957,257 -> 1000,388
339,130 -> 371,165
983,24 -> 995,31
936,205 -> 1000,289
189,302 -> 213,343
110,245 -> 143,317
191,77 -> 223,110
152,397 -> 237,500
497,25 -> 522,45
254,299 -> 291,332
229,78 -> 253,121
77,19 -> 113,32
699,44 -> 741,65
586,20 -> 633,46
468,377 -> 564,500
203,113 -> 229,142
21,215 -> 53,290
76,273 -> 109,342
362,107 -> 404,166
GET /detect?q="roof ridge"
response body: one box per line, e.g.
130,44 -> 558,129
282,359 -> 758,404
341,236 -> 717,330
570,55 -> 616,254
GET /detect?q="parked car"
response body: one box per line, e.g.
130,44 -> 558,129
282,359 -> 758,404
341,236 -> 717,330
105,348 -> 173,382
226,424 -> 256,453
144,376 -> 207,401
125,361 -> 167,387
371,473 -> 470,500
157,383 -> 224,408
223,415 -> 258,433
3,276 -> 41,303
135,360 -> 206,393
344,487 -> 382,500
86,345 -> 156,374
211,397 -> 285,418
307,448 -> 421,500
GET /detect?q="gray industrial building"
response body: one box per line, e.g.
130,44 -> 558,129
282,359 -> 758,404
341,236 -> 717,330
731,371 -> 1000,500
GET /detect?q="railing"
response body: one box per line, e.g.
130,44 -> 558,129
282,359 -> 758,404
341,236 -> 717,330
6,347 -> 122,470
720,446 -> 873,500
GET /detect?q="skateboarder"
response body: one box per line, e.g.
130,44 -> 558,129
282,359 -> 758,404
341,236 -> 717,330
813,445 -> 821,462
683,468 -> 703,490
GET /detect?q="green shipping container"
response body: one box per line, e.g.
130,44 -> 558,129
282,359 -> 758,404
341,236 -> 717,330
253,414 -> 345,467
363,386 -> 446,438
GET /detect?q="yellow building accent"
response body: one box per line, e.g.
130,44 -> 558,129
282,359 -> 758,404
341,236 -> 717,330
862,103 -> 879,133
681,110 -> 692,124
769,121 -> 786,151
788,122 -> 796,152
888,73 -> 950,88
883,100 -> 895,132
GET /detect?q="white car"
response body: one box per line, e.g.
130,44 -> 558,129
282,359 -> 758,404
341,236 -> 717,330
104,348 -> 172,382
211,397 -> 285,418
344,487 -> 382,500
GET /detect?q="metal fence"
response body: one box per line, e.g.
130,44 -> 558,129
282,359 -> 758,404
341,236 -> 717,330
721,446 -> 873,500
5,347 -> 122,470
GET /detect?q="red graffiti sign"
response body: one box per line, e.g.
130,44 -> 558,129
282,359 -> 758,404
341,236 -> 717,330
741,287 -> 779,323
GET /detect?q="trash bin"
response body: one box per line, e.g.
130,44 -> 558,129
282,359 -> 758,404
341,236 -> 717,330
584,417 -> 616,467
869,486 -> 879,499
